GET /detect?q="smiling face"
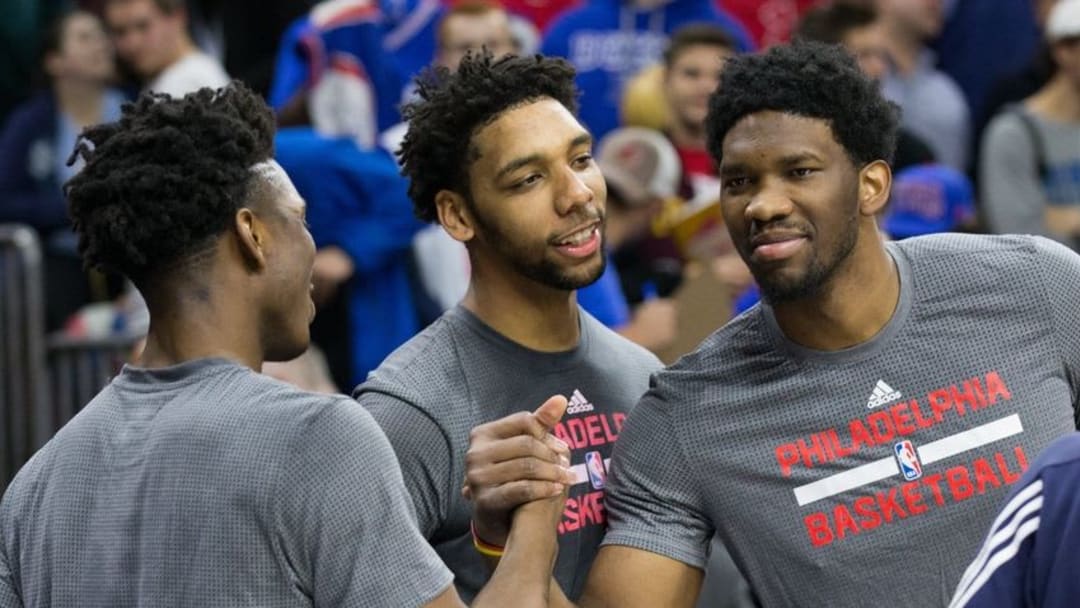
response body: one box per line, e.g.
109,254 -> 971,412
719,111 -> 867,303
444,97 -> 607,292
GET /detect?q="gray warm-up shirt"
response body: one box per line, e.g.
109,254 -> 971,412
0,358 -> 452,607
604,234 -> 1080,607
357,305 -> 662,601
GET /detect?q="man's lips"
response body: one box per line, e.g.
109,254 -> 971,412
553,222 -> 602,258
750,232 -> 808,263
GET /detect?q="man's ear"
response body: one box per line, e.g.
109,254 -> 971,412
435,190 -> 476,243
858,160 -> 892,216
234,208 -> 268,270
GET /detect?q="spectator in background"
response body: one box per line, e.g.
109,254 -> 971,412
578,127 -> 680,352
794,1 -> 937,172
541,0 -> 754,139
269,0 -> 402,149
104,0 -> 229,96
980,0 -> 1080,250
661,24 -> 734,207
877,0 -> 970,171
618,25 -> 751,315
0,10 -> 127,331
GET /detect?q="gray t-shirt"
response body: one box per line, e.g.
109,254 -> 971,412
0,358 -> 452,608
604,234 -> 1080,607
356,305 -> 662,600
980,108 -> 1080,249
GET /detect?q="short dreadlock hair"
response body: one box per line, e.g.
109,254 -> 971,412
65,82 -> 275,285
398,51 -> 579,223
705,41 -> 899,168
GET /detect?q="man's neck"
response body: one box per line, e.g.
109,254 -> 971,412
770,229 -> 900,351
462,263 -> 582,352
138,281 -> 263,371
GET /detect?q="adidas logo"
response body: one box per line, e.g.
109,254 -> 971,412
866,380 -> 902,409
566,389 -> 594,414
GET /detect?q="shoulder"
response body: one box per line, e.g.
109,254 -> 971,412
893,232 -> 1049,265
354,313 -> 461,402
982,110 -> 1031,144
222,368 -> 375,439
644,309 -> 770,412
582,311 -> 663,372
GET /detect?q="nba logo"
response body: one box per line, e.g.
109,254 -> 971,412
585,451 -> 606,490
894,440 -> 923,481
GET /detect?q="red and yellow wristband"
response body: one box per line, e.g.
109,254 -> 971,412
470,521 -> 505,558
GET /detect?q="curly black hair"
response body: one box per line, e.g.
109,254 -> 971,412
65,82 -> 275,284
705,41 -> 899,168
398,51 -> 579,223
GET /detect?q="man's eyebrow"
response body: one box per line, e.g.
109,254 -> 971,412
494,154 -> 542,181
494,133 -> 594,180
778,151 -> 824,165
569,133 -> 592,149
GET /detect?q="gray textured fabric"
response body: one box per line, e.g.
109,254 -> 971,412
356,305 -> 662,600
0,358 -> 453,608
980,108 -> 1080,249
604,234 -> 1080,607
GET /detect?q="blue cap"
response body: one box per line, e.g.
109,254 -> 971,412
883,164 -> 976,239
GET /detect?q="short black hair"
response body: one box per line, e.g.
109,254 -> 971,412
66,82 -> 275,285
398,51 -> 579,223
705,42 -> 899,168
794,3 -> 877,46
663,23 -> 737,68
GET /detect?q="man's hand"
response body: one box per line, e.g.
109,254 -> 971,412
464,396 -> 576,547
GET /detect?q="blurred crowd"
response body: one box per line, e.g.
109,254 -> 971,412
1,0 -> 1077,391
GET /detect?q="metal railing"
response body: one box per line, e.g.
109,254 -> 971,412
0,225 -> 50,485
1,224 -> 141,488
